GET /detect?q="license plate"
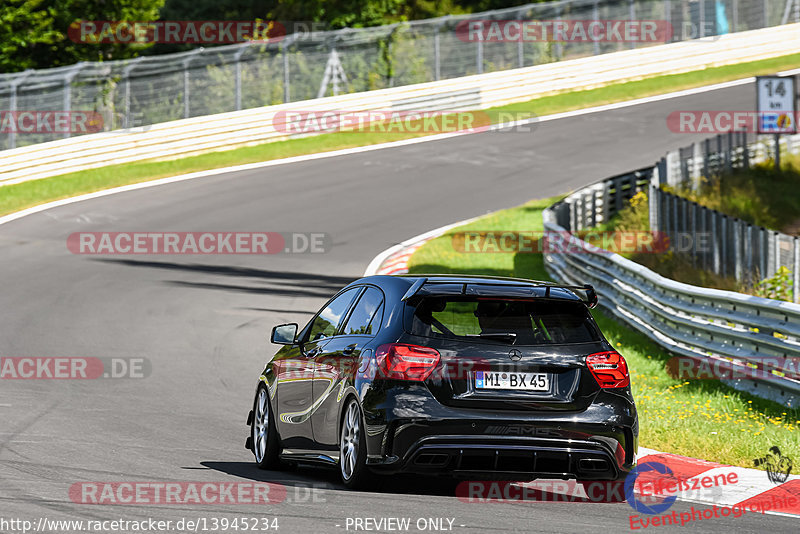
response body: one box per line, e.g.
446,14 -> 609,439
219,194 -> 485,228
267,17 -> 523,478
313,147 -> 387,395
475,371 -> 550,391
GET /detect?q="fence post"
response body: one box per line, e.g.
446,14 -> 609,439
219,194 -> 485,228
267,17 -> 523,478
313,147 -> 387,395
7,70 -> 33,149
122,58 -> 144,129
555,5 -> 563,59
733,219 -> 743,282
476,37 -> 484,74
593,1 -> 601,55
759,227 -> 768,280
665,151 -> 679,185
517,8 -> 525,67
726,132 -> 734,172
569,197 -> 577,233
62,72 -> 72,139
746,224 -> 754,287
649,180 -> 659,233
721,215 -> 728,278
699,0 -> 706,38
234,45 -> 248,111
773,231 -> 781,277
711,210 -> 720,275
629,0 -> 637,49
664,0 -> 672,42
182,52 -> 201,119
794,237 -> 800,303
691,202 -> 698,268
692,142 -> 703,190
282,36 -> 294,103
434,21 -> 443,81
701,206 -> 708,270
733,0 -> 739,31
61,63 -> 86,139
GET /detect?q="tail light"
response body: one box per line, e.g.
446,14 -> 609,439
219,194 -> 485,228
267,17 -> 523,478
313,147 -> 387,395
375,344 -> 440,381
586,350 -> 630,388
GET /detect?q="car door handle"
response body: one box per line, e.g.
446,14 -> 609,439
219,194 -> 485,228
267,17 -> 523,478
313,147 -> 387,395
305,347 -> 320,358
342,344 -> 358,355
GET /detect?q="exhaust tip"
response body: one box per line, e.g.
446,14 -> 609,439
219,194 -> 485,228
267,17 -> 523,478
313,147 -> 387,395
578,458 -> 610,472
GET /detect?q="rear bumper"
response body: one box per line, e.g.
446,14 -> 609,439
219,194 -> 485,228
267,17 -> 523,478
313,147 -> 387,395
362,387 -> 637,480
369,432 -> 631,480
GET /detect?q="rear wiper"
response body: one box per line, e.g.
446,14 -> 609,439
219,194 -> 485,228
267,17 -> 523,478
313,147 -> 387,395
468,332 -> 517,342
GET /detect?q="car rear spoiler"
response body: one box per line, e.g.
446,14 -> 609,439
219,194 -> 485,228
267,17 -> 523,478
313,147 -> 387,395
400,278 -> 598,309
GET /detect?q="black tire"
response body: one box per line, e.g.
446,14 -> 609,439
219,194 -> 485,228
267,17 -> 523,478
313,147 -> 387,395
251,384 -> 281,469
339,398 -> 370,489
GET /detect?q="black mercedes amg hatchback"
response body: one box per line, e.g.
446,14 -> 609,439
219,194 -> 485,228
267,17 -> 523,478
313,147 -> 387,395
246,274 -> 638,489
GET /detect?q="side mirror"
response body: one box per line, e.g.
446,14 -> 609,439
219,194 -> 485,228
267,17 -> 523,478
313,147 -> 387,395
271,323 -> 298,345
583,284 -> 598,309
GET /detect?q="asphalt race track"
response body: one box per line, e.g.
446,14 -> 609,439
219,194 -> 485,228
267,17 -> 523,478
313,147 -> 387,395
0,80 -> 796,533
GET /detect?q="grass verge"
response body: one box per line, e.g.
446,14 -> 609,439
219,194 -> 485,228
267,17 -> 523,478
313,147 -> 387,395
406,197 -> 800,468
3,52 -> 800,218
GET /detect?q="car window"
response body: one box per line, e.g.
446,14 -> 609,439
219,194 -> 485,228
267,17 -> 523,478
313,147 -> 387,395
307,288 -> 361,341
342,287 -> 384,335
408,297 -> 600,345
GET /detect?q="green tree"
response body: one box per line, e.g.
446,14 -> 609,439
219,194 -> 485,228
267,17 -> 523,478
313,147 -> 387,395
0,0 -> 60,72
1,0 -> 165,72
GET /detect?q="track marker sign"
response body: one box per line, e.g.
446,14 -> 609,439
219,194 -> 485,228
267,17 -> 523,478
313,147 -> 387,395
756,76 -> 796,134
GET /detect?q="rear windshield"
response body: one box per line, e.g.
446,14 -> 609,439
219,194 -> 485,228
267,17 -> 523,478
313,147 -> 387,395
408,297 -> 600,345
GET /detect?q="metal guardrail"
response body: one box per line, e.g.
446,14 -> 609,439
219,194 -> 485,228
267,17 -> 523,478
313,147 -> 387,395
3,22 -> 800,186
1,0 -> 798,150
542,137 -> 800,408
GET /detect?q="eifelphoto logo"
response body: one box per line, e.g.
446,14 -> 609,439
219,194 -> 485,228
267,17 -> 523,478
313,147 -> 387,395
0,357 -> 151,379
753,446 -> 793,484
625,462 -> 678,515
272,110 -> 538,135
66,232 -> 331,255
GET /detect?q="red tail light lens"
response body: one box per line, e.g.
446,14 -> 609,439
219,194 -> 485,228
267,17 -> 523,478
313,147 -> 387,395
586,351 -> 630,388
375,344 -> 441,381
